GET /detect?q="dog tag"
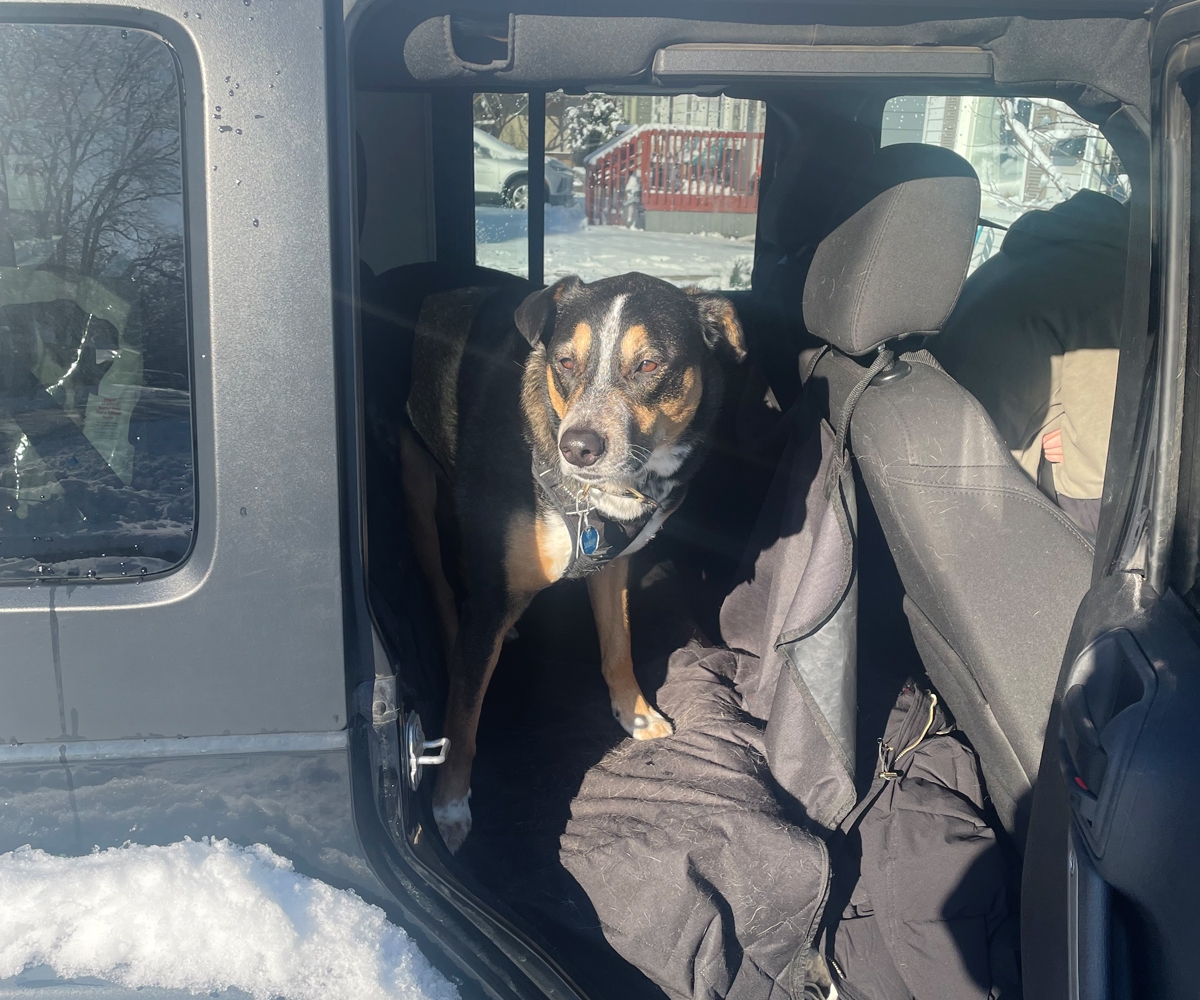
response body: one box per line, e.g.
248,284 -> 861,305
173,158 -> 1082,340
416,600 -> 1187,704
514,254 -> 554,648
580,525 -> 599,555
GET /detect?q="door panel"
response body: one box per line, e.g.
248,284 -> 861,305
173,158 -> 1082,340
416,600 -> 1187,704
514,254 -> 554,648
0,2 -> 346,742
1024,7 -> 1200,995
1025,574 -> 1200,999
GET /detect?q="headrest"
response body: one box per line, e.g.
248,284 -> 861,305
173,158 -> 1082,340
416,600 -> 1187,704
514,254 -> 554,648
802,143 -> 980,357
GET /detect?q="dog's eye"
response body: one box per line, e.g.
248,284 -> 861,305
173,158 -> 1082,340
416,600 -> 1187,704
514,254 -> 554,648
637,360 -> 659,373
559,357 -> 575,371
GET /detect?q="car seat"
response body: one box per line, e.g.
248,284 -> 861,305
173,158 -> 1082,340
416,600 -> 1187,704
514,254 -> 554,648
799,143 -> 1095,845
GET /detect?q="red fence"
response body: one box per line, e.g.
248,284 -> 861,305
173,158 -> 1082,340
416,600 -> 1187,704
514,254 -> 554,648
584,127 -> 764,227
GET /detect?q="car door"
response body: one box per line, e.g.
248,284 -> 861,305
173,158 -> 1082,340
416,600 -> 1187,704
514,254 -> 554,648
0,0 -> 356,789
1020,6 -> 1200,997
0,0 -> 393,988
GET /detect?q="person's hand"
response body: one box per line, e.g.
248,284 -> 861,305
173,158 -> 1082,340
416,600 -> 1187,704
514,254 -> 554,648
1042,428 -> 1064,464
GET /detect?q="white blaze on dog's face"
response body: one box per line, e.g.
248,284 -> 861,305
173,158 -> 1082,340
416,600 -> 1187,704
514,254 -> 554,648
516,273 -> 746,499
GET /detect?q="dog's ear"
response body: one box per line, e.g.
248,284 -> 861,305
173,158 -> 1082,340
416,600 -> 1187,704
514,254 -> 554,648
514,276 -> 583,348
687,288 -> 747,363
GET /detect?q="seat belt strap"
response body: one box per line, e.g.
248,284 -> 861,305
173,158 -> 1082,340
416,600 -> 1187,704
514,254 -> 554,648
826,348 -> 894,494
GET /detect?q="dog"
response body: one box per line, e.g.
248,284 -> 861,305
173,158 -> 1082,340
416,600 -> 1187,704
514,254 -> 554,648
399,271 -> 745,852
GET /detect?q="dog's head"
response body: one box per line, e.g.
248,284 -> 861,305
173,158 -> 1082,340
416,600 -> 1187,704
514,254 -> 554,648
516,272 -> 745,491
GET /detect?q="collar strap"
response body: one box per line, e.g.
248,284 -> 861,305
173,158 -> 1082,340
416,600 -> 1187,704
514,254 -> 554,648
532,455 -> 662,579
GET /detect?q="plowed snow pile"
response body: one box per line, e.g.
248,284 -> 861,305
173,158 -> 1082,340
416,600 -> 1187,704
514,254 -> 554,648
0,839 -> 458,1000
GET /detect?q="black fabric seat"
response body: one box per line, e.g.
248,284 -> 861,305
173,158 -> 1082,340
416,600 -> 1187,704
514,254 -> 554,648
361,260 -> 525,425
799,144 -> 1095,845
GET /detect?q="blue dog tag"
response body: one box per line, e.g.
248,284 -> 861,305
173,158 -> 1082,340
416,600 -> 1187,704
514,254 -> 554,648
580,525 -> 599,555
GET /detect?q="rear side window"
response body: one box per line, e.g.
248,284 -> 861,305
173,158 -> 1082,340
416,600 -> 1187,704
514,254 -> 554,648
883,96 -> 1127,271
473,91 -> 764,290
473,92 -> 532,278
0,25 -> 192,582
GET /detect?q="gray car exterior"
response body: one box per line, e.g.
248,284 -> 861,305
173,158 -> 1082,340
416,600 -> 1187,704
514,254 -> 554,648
474,128 -> 575,208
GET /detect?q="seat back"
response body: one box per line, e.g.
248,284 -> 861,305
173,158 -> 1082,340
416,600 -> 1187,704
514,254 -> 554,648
801,145 -> 1094,845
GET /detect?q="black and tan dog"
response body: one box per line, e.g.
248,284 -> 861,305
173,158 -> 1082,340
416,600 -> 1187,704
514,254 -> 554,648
400,271 -> 745,851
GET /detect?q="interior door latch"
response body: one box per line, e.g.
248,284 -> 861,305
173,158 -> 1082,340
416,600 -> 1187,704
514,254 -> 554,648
405,710 -> 450,791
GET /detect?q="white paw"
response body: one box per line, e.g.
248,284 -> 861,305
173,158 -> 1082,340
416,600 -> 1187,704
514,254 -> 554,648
631,709 -> 674,740
433,792 -> 472,853
614,703 -> 674,740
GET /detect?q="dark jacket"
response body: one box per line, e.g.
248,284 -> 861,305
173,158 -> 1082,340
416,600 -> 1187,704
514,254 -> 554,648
933,190 -> 1129,515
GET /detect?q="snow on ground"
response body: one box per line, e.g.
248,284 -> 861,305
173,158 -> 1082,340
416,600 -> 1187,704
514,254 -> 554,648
476,206 -> 754,290
477,204 -> 1012,287
0,839 -> 458,1000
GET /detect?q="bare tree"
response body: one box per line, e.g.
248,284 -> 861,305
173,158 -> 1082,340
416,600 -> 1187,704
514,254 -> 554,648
545,91 -> 571,152
472,92 -> 530,148
0,26 -> 182,277
991,98 -> 1127,211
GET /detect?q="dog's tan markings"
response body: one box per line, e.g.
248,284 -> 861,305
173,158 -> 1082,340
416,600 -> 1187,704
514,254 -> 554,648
619,324 -> 649,368
586,557 -> 674,740
630,400 -> 657,435
563,328 -> 591,411
546,365 -> 568,419
626,367 -> 703,439
572,321 -> 592,361
717,304 -> 747,359
504,510 -> 571,597
521,352 -> 557,455
548,358 -> 589,419
657,366 -> 703,440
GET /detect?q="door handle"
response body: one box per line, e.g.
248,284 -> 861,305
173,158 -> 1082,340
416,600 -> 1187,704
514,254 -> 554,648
1059,629 -> 1156,856
1062,683 -> 1109,796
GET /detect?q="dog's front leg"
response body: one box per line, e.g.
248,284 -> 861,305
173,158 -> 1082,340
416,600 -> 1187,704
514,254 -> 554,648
587,556 -> 673,740
431,600 -> 515,854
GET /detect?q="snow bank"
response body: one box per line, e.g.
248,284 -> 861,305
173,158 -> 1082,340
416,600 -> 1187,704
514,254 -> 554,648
0,839 -> 459,1000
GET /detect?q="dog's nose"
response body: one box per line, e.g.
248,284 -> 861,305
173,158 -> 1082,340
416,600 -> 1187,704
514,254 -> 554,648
560,427 -> 606,467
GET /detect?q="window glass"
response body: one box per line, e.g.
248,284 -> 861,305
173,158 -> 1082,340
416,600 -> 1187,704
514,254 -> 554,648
882,96 -> 1127,271
473,92 -> 764,290
553,93 -> 763,289
473,92 -> 531,278
0,25 -> 192,582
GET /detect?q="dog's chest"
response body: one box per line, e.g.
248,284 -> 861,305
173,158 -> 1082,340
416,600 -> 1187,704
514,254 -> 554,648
531,460 -> 682,582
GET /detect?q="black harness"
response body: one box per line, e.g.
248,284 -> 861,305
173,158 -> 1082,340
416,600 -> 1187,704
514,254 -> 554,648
532,455 -> 682,579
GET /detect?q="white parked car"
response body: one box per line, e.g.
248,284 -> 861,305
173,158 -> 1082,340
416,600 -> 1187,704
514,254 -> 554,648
473,127 -> 575,208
